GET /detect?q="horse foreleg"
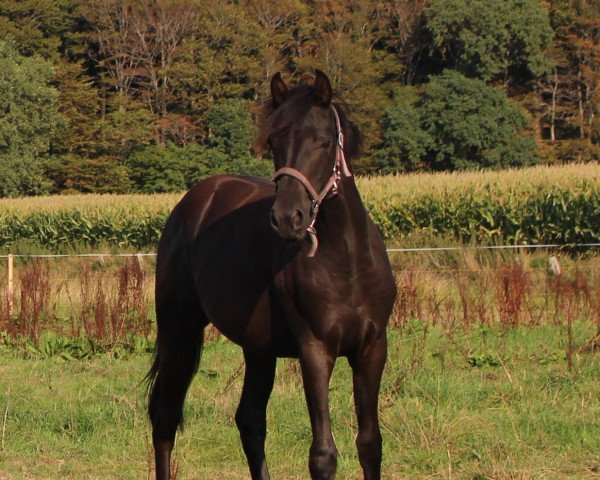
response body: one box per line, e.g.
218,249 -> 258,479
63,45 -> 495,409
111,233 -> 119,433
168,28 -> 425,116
235,350 -> 277,480
349,335 -> 387,480
299,341 -> 337,480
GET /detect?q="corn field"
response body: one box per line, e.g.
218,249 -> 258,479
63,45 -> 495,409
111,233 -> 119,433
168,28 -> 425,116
0,164 -> 598,251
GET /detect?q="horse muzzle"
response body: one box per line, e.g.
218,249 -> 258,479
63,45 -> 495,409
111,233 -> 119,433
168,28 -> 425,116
269,205 -> 309,240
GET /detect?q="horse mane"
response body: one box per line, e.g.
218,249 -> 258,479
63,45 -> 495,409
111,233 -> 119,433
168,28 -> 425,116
254,83 -> 362,162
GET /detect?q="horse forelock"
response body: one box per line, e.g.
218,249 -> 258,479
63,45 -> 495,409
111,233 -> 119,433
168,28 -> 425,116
254,84 -> 361,161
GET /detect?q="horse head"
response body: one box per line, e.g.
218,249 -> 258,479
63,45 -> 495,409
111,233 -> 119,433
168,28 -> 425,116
263,70 -> 359,247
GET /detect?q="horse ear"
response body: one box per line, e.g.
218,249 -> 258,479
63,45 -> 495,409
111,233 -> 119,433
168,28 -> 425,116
313,69 -> 332,106
270,72 -> 288,107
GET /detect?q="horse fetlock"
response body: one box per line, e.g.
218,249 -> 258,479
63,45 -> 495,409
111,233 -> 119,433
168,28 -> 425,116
356,428 -> 382,452
309,442 -> 338,479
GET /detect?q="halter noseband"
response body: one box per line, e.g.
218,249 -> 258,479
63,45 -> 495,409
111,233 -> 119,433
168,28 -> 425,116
271,105 -> 352,257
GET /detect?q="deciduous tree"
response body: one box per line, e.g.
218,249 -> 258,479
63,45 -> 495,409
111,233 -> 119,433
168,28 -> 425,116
424,0 -> 553,84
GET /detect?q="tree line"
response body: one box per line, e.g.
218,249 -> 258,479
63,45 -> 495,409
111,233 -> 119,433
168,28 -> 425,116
0,0 -> 598,196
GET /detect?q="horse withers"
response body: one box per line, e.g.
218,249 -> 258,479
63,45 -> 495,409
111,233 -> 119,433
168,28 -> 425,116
147,70 -> 397,480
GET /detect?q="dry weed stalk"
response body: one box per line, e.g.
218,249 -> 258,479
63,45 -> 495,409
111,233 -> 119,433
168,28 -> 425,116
18,260 -> 52,342
393,268 -> 422,327
110,258 -> 149,341
496,262 -> 530,327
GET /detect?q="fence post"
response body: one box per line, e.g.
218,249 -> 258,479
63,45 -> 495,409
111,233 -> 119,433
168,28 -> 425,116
7,254 -> 14,317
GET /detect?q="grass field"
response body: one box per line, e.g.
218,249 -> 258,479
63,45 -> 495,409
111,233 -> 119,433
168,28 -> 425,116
0,321 -> 599,479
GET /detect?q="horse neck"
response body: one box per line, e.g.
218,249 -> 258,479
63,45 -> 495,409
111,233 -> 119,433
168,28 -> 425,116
315,178 -> 371,255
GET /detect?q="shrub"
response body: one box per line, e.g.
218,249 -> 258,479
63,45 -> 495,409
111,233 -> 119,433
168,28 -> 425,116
44,155 -> 131,194
0,154 -> 51,197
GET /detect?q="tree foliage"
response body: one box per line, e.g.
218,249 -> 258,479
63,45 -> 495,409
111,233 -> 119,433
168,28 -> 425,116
373,87 -> 431,173
204,99 -> 271,178
127,143 -> 221,193
44,155 -> 131,194
0,154 -> 51,197
377,72 -> 539,172
0,40 -> 62,157
0,0 -> 597,195
425,0 -> 553,83
547,0 -> 600,143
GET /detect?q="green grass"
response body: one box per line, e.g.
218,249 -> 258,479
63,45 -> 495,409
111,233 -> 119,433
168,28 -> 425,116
0,322 -> 599,479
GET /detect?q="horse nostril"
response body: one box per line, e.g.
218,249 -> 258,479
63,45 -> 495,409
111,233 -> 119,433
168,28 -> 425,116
292,209 -> 304,229
269,209 -> 278,230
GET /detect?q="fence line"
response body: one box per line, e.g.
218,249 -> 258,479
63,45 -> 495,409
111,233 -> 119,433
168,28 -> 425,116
386,243 -> 600,253
1,245 -> 597,332
0,253 -> 157,259
0,242 -> 599,259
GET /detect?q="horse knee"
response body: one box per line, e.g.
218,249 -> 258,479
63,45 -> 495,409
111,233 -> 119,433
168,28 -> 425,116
309,441 -> 337,480
235,408 -> 266,442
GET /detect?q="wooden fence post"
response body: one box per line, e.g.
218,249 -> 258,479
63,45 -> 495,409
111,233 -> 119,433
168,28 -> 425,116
7,254 -> 14,317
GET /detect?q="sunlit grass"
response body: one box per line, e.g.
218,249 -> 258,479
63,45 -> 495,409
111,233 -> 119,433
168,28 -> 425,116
0,323 -> 598,479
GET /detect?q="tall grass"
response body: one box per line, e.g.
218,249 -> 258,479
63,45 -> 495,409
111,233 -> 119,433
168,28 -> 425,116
0,257 -> 153,358
1,252 -> 598,359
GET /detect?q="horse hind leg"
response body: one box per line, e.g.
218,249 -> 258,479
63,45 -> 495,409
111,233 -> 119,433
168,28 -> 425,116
147,289 -> 207,480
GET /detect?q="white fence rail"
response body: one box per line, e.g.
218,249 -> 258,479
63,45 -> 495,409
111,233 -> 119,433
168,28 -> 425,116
0,242 -> 599,260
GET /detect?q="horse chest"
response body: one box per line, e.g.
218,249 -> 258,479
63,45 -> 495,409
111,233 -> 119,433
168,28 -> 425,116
278,261 -> 391,349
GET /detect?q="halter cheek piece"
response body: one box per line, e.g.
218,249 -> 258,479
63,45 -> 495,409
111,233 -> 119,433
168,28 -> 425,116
271,105 -> 352,257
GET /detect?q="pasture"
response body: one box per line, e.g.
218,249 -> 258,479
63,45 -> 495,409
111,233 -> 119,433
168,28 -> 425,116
0,164 -> 599,478
0,249 -> 599,478
0,321 -> 599,479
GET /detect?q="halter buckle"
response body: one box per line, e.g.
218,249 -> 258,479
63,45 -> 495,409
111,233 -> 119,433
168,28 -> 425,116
310,199 -> 319,217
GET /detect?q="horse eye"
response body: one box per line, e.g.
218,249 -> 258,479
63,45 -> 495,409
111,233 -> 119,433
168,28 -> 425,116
321,139 -> 332,149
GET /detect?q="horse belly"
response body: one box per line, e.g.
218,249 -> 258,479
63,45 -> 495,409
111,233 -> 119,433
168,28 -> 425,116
202,284 -> 299,357
192,233 -> 298,357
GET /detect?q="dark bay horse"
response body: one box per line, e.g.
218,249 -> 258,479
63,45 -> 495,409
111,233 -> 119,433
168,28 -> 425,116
147,70 -> 397,480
